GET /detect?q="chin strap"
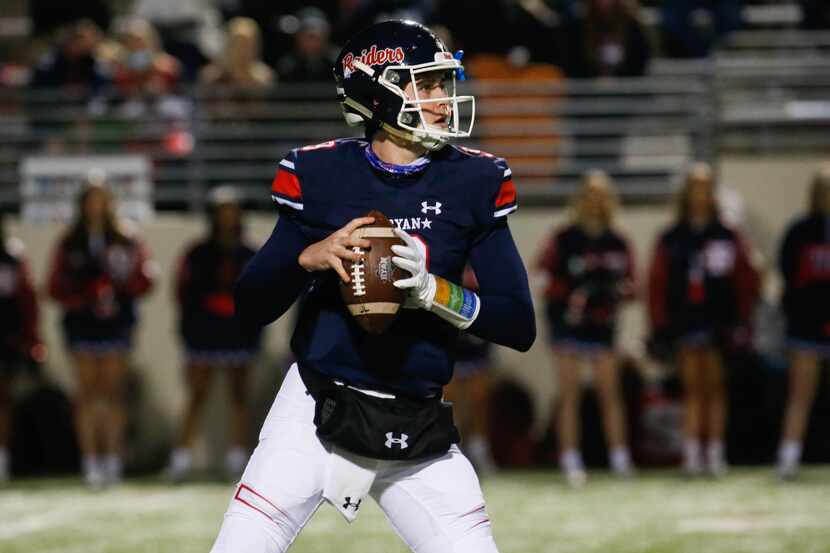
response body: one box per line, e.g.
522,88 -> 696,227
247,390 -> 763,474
379,121 -> 446,151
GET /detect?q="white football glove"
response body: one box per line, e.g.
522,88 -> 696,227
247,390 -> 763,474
391,228 -> 435,309
391,228 -> 480,329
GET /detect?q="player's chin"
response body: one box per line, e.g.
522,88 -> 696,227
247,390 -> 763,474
424,120 -> 449,132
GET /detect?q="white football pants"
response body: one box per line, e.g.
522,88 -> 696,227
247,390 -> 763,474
209,364 -> 499,553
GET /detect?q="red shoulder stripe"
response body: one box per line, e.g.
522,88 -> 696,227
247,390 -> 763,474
271,169 -> 302,200
494,179 -> 517,208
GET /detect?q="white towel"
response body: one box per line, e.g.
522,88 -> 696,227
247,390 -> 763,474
322,447 -> 379,523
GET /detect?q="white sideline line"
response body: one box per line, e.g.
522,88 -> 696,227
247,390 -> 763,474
0,491 -> 188,540
677,516 -> 827,534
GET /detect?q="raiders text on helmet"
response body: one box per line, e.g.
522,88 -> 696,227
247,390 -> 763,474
333,20 -> 475,150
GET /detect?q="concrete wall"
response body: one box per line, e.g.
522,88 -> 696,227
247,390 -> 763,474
7,154 -> 825,467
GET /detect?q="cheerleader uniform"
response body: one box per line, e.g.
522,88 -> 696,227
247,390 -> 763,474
0,237 -> 40,373
649,219 -> 759,348
780,214 -> 830,357
176,238 -> 262,366
537,224 -> 636,352
48,230 -> 155,353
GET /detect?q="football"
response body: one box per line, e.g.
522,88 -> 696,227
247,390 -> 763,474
340,210 -> 407,334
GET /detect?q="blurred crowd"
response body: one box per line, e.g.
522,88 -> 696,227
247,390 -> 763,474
4,0 -> 830,95
2,162 -> 830,489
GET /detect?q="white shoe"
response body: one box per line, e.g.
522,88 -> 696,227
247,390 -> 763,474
707,459 -> 729,479
465,437 -> 498,477
682,459 -> 703,478
564,468 -> 587,488
0,449 -> 9,484
777,462 -> 798,481
83,455 -> 106,490
224,447 -> 248,480
104,455 -> 124,485
613,464 -> 637,479
85,467 -> 107,491
165,448 -> 193,483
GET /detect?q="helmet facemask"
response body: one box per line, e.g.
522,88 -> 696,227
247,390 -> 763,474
346,54 -> 475,151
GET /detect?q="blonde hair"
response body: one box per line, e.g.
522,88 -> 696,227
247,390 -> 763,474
675,161 -> 719,222
224,17 -> 262,66
121,17 -> 161,54
570,169 -> 618,228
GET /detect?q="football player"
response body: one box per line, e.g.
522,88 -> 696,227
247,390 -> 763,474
209,20 -> 535,553
536,171 -> 637,486
776,165 -> 830,479
648,163 -> 760,477
46,173 -> 157,488
0,214 -> 43,483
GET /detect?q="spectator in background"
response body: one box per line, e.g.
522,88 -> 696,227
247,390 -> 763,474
776,165 -> 830,480
27,20 -> 111,151
0,215 -> 44,483
648,163 -> 760,478
30,19 -> 108,94
444,265 -> 498,476
130,0 -> 222,82
200,17 -> 274,91
276,7 -> 337,83
536,170 -> 637,487
660,0 -> 743,58
47,172 -> 157,489
111,18 -> 182,118
166,187 -> 262,482
559,0 -> 651,78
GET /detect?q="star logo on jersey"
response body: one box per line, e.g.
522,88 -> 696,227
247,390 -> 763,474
421,201 -> 442,215
385,432 -> 409,449
392,217 -> 432,231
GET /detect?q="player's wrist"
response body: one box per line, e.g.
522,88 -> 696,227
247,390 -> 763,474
427,275 -> 480,329
298,244 -> 326,272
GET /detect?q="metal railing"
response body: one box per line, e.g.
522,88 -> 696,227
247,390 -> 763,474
1,31 -> 828,211
0,76 -> 713,210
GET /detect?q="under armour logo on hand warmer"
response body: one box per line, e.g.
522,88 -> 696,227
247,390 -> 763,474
385,432 -> 409,449
342,497 -> 362,511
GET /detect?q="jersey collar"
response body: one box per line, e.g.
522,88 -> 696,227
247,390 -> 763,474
364,144 -> 431,176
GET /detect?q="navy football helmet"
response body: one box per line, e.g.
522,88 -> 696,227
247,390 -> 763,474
333,20 -> 474,150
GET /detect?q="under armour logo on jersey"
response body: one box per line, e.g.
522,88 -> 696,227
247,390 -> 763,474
342,497 -> 362,512
421,201 -> 442,215
385,432 -> 409,449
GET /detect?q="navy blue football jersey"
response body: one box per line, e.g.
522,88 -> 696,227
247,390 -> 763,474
269,138 -> 522,397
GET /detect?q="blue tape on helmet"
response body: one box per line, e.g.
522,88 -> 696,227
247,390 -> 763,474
454,50 -> 466,81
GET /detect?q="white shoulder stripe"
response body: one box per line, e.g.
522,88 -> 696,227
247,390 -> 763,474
493,205 -> 518,218
279,159 -> 295,170
503,168 -> 512,178
271,195 -> 304,210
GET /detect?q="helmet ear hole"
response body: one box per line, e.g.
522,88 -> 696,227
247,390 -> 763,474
387,70 -> 400,84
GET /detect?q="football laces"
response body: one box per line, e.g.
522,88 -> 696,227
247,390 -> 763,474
351,247 -> 366,296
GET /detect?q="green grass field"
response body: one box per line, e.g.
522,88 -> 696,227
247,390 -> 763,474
2,467 -> 830,553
